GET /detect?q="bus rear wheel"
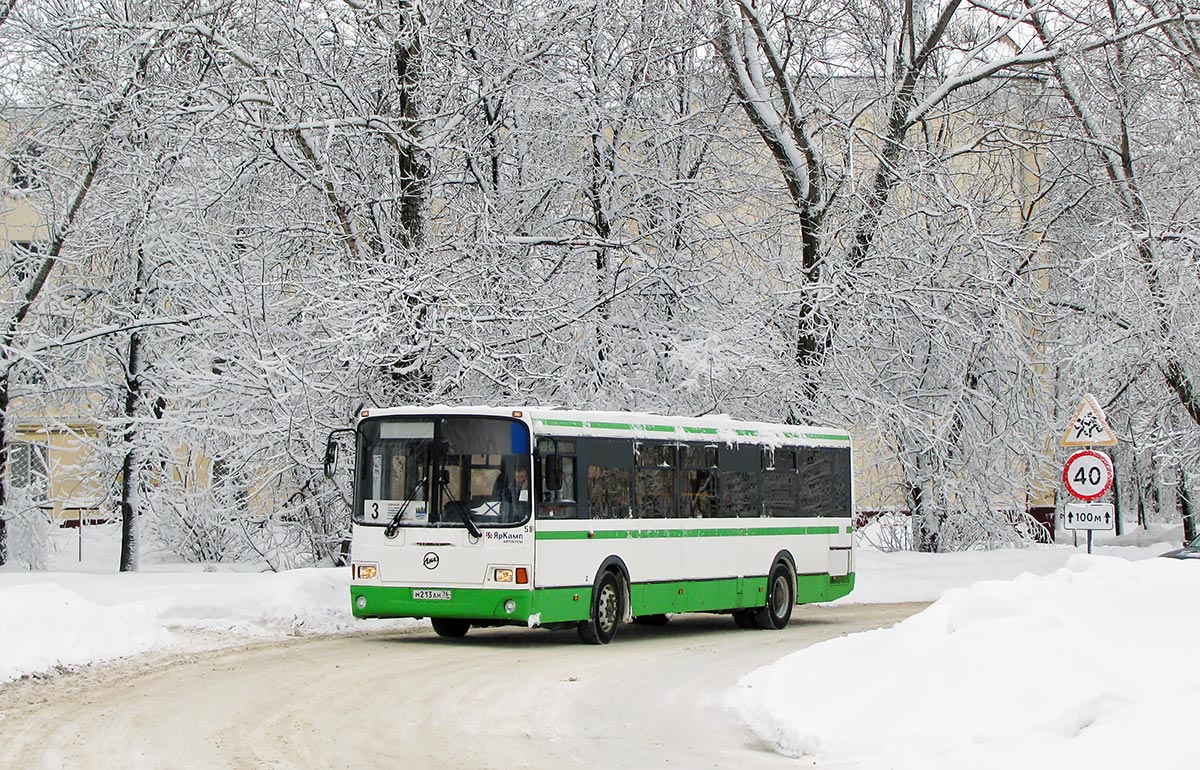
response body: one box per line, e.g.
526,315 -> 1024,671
754,562 -> 795,630
431,618 -> 471,638
578,571 -> 623,644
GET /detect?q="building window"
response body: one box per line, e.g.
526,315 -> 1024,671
10,145 -> 43,190
9,241 -> 40,283
9,442 -> 50,501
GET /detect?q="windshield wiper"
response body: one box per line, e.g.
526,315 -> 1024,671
438,471 -> 482,539
384,472 -> 428,539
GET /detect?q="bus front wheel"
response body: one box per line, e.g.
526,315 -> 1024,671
431,618 -> 471,638
754,562 -> 795,630
578,571 -> 623,645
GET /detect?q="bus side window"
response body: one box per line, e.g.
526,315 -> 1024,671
721,446 -> 760,518
682,444 -> 719,518
579,438 -> 634,519
636,442 -> 678,519
539,444 -> 579,519
796,447 -> 852,518
763,447 -> 798,517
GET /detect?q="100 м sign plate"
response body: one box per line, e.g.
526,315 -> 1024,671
1063,503 -> 1115,532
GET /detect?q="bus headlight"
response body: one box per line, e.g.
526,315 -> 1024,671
504,599 -> 517,614
355,564 -> 378,580
494,568 -> 514,583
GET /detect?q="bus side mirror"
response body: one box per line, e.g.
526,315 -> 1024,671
544,456 -> 563,491
323,441 -> 339,479
324,427 -> 355,479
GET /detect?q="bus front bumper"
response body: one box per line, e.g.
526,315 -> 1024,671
351,584 -> 535,623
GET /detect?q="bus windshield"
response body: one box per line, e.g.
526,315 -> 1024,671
355,415 -> 532,528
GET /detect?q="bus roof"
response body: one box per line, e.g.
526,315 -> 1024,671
358,405 -> 851,447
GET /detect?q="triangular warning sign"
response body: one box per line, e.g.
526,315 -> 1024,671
1061,393 -> 1118,447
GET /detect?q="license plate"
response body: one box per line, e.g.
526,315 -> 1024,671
413,589 -> 451,600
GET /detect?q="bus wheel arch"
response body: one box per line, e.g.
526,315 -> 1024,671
596,555 -> 632,622
771,549 -> 797,578
578,557 -> 629,644
754,552 -> 796,630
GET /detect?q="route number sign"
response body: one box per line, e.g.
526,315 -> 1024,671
1063,503 -> 1115,532
1062,450 -> 1114,501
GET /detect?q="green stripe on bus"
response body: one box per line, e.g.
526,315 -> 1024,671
536,525 -> 841,541
805,433 -> 851,441
682,427 -> 719,435
588,421 -> 633,430
537,419 -> 585,427
644,424 -> 676,432
735,429 -> 759,436
352,573 -> 856,625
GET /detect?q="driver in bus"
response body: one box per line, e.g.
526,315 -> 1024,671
495,465 -> 531,521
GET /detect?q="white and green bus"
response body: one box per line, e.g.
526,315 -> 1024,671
332,406 -> 854,644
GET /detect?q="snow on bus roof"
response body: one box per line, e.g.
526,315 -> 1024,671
359,405 -> 851,447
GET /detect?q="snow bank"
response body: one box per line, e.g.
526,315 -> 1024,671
840,538 -> 1175,604
732,554 -> 1200,770
155,568 -> 376,636
0,583 -> 168,683
0,568 -> 417,684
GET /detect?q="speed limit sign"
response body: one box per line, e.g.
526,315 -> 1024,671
1063,450 -> 1114,501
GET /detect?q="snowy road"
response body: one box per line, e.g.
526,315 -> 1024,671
0,602 -> 926,770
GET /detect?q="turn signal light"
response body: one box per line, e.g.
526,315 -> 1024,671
515,568 -> 529,584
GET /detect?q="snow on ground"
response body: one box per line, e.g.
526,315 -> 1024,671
0,524 -> 418,684
1,521 -> 1192,770
733,529 -> 1194,770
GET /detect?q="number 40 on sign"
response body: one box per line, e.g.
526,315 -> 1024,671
1062,449 -> 1114,502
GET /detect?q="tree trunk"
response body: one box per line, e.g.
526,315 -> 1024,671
395,0 -> 428,252
1136,470 -> 1148,530
0,412 -> 7,563
1182,468 -> 1197,545
0,382 -> 8,565
119,330 -> 142,572
908,477 -> 939,553
1110,444 -> 1122,536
